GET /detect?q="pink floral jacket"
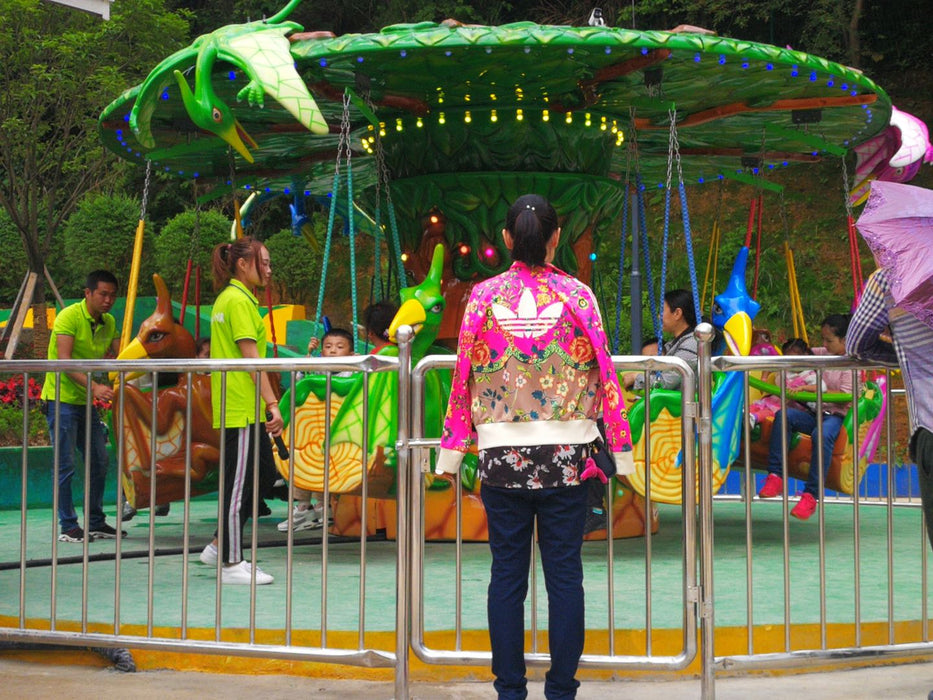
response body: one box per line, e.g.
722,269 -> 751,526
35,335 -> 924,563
436,261 -> 634,476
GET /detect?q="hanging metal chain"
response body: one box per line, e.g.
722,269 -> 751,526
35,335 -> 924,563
313,91 -> 353,329
364,89 -> 385,300
841,154 -> 855,222
139,160 -> 152,221
666,107 -> 702,326
370,101 -> 405,288
779,189 -> 790,243
189,178 -> 202,261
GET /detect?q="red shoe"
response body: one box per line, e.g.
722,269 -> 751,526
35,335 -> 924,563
757,473 -> 784,498
791,492 -> 818,520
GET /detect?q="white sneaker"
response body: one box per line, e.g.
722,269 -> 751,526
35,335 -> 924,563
221,560 -> 273,585
277,504 -> 325,532
199,542 -> 218,566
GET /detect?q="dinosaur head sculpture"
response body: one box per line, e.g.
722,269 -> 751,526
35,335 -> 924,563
173,69 -> 258,163
712,246 -> 760,356
387,243 -> 446,360
112,274 -> 196,381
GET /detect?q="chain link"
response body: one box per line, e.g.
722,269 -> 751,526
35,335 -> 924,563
139,160 -> 152,221
841,154 -> 855,221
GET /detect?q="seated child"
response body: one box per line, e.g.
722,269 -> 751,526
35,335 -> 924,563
748,337 -> 826,427
278,327 -> 354,532
778,338 -> 825,413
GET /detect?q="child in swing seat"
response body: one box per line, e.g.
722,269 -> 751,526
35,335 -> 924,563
757,315 -> 853,521
278,327 -> 354,532
778,338 -> 825,414
749,337 -> 827,427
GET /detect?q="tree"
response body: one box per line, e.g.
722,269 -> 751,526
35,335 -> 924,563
0,0 -> 189,353
60,193 -> 147,297
265,225 -> 321,306
153,208 -> 232,302
0,208 -> 28,305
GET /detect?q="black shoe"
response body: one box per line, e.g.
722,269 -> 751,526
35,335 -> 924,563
89,523 -> 127,539
155,503 -> 171,516
258,499 -> 272,517
59,526 -> 92,543
121,502 -> 137,522
583,508 -> 608,535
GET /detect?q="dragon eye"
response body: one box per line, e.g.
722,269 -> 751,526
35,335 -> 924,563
430,303 -> 444,314
211,107 -> 222,123
148,332 -> 166,343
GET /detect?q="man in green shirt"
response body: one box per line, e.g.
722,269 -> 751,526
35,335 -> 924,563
41,270 -> 123,543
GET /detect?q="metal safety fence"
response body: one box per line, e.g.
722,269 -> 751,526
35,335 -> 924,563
708,345 -> 933,683
2,325 -> 933,700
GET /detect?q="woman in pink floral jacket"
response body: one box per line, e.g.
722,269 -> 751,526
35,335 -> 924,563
436,194 -> 633,700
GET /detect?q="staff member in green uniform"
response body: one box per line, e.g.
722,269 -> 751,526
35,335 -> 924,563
41,270 -> 124,543
198,236 -> 283,585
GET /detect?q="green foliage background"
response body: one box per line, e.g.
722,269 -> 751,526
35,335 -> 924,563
153,208 -> 233,301
60,193 -> 146,297
1,0 -> 932,352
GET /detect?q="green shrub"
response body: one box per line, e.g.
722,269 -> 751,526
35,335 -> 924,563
153,209 -> 232,302
0,407 -> 49,447
61,193 -> 147,297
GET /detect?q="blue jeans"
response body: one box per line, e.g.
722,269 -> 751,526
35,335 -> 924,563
45,402 -> 111,532
481,483 -> 588,700
767,407 -> 843,498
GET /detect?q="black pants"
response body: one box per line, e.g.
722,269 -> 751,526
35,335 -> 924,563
217,424 -> 276,563
912,427 -> 933,552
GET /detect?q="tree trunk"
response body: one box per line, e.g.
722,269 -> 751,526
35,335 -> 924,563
848,0 -> 864,68
31,276 -> 50,361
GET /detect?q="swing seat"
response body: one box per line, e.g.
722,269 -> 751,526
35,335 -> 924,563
113,274 -> 221,511
744,381 -> 886,495
624,371 -> 742,505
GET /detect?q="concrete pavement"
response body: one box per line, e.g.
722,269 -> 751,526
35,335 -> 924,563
2,656 -> 932,699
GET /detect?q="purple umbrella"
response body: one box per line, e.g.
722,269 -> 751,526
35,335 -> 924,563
856,180 -> 933,328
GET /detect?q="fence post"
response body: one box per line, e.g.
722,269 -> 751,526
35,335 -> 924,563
695,323 -> 716,699
395,326 -> 413,700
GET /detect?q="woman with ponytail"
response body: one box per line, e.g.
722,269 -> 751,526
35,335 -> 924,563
198,236 -> 283,585
437,194 -> 633,699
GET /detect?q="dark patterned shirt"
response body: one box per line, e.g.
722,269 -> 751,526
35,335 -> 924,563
478,443 -> 588,489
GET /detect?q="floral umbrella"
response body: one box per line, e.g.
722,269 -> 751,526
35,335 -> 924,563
856,180 -> 933,328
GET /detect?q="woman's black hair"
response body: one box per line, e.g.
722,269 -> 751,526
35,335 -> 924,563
363,300 -> 399,340
504,194 -> 559,267
663,288 -> 697,330
822,313 -> 851,339
782,337 -> 812,355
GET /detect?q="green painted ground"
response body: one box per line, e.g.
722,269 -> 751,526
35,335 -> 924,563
1,499 -> 930,636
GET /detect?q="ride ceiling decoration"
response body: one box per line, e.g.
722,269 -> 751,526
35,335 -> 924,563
99,19 -> 892,195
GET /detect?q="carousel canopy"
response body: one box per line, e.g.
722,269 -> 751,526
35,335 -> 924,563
99,20 -> 891,196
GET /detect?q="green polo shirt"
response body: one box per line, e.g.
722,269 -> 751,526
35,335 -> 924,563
210,279 -> 268,428
40,299 -> 117,405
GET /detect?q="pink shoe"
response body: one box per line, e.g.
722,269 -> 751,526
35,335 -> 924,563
758,473 -> 784,498
791,492 -> 818,520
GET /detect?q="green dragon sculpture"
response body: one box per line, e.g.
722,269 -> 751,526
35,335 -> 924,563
129,0 -> 327,163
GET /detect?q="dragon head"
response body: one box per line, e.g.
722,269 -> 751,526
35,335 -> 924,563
111,274 -> 196,382
387,244 -> 447,360
711,246 -> 760,356
173,69 -> 258,163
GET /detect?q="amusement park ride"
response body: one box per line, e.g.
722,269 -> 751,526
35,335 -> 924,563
98,0 -> 932,540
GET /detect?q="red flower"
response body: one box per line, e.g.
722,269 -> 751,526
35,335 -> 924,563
567,336 -> 595,364
472,340 -> 491,366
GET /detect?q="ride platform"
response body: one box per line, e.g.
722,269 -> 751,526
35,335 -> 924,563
2,494 -> 931,679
